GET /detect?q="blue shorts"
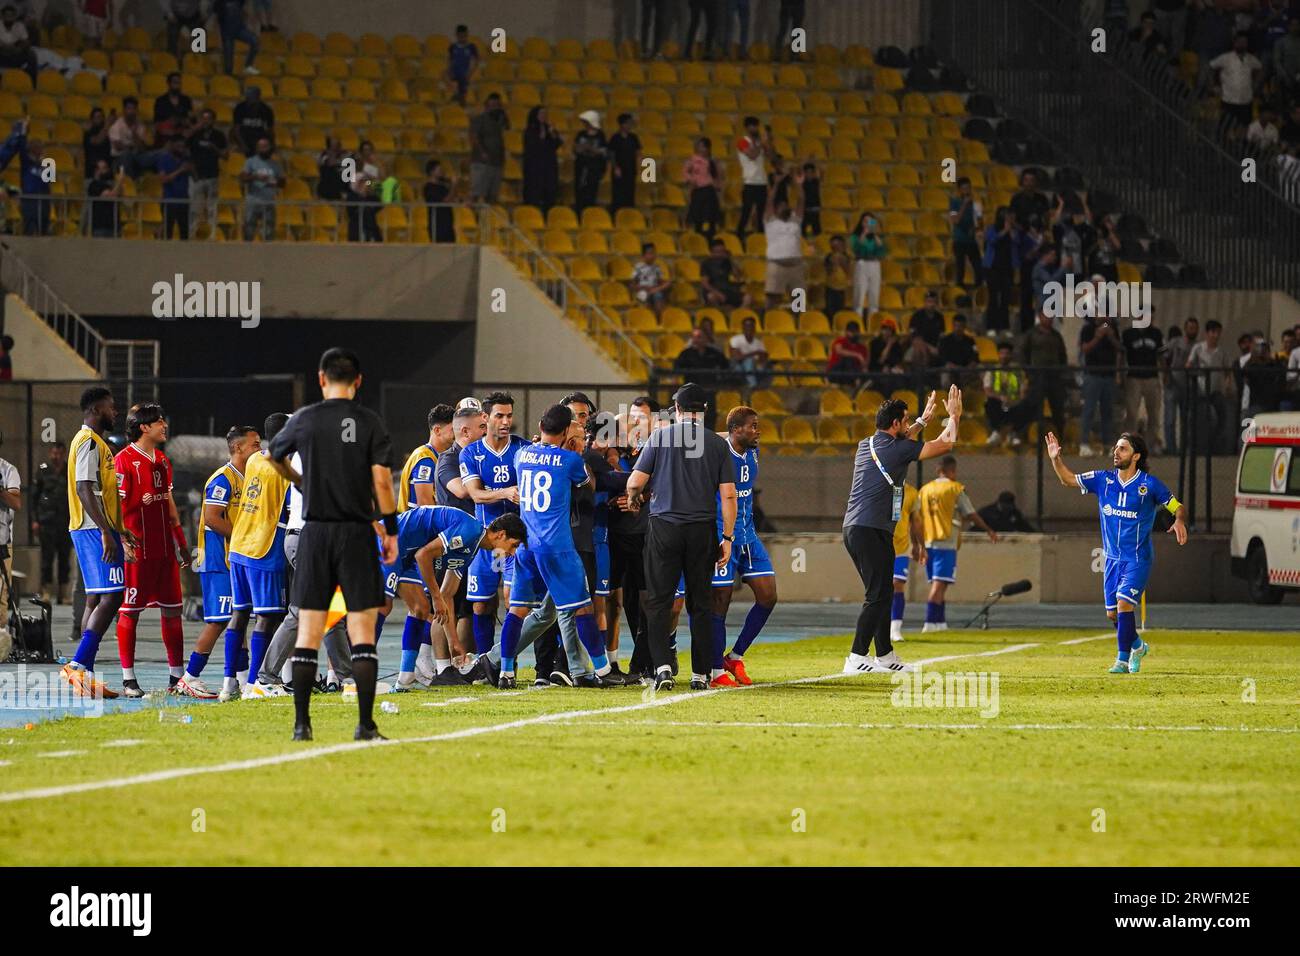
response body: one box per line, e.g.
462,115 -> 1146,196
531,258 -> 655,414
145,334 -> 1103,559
1103,558 -> 1151,611
229,561 -> 287,614
595,540 -> 610,597
893,554 -> 910,581
675,573 -> 685,599
381,553 -> 425,598
466,549 -> 515,602
71,527 -> 125,593
925,547 -> 957,584
713,538 -> 775,587
510,548 -> 591,611
200,570 -> 234,622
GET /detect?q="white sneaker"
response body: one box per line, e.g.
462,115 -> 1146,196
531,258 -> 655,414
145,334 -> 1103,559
243,65 -> 261,75
241,681 -> 286,700
890,619 -> 904,642
414,654 -> 437,686
218,679 -> 241,703
842,652 -> 874,674
873,650 -> 916,672
922,622 -> 941,633
1009,434 -> 1023,447
985,431 -> 1003,447
1079,443 -> 1095,457
173,674 -> 217,700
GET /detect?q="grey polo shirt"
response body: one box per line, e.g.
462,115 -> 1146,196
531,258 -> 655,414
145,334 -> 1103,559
843,430 -> 923,532
632,420 -> 732,525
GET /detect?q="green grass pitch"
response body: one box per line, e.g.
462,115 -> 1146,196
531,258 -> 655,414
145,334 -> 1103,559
1,627 -> 1296,866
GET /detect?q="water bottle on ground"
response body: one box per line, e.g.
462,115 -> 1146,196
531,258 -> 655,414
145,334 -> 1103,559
159,710 -> 193,724
380,701 -> 399,715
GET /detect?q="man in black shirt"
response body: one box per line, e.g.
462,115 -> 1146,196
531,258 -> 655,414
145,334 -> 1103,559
938,313 -> 979,385
435,401 -> 484,516
607,113 -> 641,213
976,491 -> 1036,534
86,160 -> 124,237
1009,170 -> 1048,229
1078,316 -> 1120,456
268,348 -> 396,743
83,106 -> 111,174
1122,322 -> 1165,455
700,238 -> 752,308
153,71 -> 193,146
185,108 -> 227,238
674,329 -> 731,429
607,399 -> 655,677
32,441 -> 71,603
908,290 -> 945,368
231,85 -> 274,156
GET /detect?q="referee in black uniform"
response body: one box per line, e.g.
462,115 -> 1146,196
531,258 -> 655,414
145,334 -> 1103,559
842,385 -> 960,674
625,383 -> 736,692
269,348 -> 398,742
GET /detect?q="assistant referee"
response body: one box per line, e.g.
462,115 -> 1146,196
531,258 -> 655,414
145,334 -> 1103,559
842,385 -> 960,674
268,347 -> 398,742
625,383 -> 736,692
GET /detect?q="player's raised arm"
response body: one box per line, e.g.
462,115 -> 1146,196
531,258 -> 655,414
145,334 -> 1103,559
1044,432 -> 1079,487
919,385 -> 962,460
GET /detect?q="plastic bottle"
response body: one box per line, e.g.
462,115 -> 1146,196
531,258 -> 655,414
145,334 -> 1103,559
159,710 -> 193,724
380,700 -> 399,715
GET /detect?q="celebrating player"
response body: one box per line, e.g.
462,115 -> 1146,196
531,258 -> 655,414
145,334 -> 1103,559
918,456 -> 999,632
61,386 -> 138,699
890,481 -> 923,643
112,403 -> 190,697
1045,431 -> 1188,673
176,425 -> 260,699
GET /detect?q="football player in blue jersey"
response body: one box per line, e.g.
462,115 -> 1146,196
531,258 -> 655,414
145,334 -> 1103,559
459,391 -> 530,658
710,405 -> 777,686
1046,431 -> 1188,673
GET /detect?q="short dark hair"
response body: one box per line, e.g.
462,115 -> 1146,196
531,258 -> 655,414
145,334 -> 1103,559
126,402 -> 164,441
957,176 -> 971,187
486,91 -> 502,102
1205,319 -> 1222,332
709,238 -> 726,249
845,320 -> 860,332
225,424 -> 258,451
483,390 -> 514,414
488,512 -> 527,545
617,112 -> 632,125
1119,431 -> 1148,467
726,405 -> 757,432
875,398 -> 908,430
539,403 -> 572,436
562,391 -> 593,411
427,403 -> 454,429
456,24 -> 469,33
167,71 -> 181,82
743,115 -> 760,127
425,158 -> 440,174
697,136 -> 711,149
263,412 -> 290,441
453,406 -> 482,427
632,395 -> 659,413
0,334 -> 12,350
80,385 -> 113,412
641,242 -> 655,254
320,347 -> 361,383
123,96 -> 138,108
940,455 -> 957,472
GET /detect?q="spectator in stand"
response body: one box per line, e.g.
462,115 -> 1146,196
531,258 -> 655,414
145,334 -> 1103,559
0,4 -> 36,80
1152,0 -> 1189,53
607,113 -> 641,213
83,107 -> 111,174
1278,327 -> 1296,364
699,237 -> 752,308
681,136 -> 722,238
74,0 -> 110,47
1287,328 -> 1300,400
1242,336 -> 1287,416
0,334 -> 11,380
729,314 -> 770,387
468,92 -> 508,204
720,0 -> 752,59
250,0 -> 278,32
109,97 -> 152,177
1122,319 -> 1165,454
824,234 -> 851,314
984,341 -> 1033,447
673,328 -> 730,426
1234,331 -> 1255,412
153,72 -> 193,147
1031,243 -> 1067,313
16,129 -> 50,235
1190,0 -> 1235,92
573,110 -> 608,214
315,135 -> 347,201
424,159 -> 455,243
949,176 -> 983,288
1052,195 -> 1096,280
1277,141 -> 1300,205
763,168 -> 805,308
187,108 -> 228,239
1281,104 -> 1300,148
157,135 -> 193,240
682,0 -> 719,61
735,117 -> 771,241
867,316 -> 907,395
164,0 -> 207,64
1009,170 -> 1049,236
1275,16 -> 1300,105
977,491 -> 1036,533
982,207 -> 1021,333
827,319 -> 870,387
1089,213 -> 1121,281
231,85 -> 274,157
908,290 -> 945,369
630,242 -> 671,316
938,313 -> 980,386
1078,314 -> 1120,456
522,106 -> 562,213
1017,211 -> 1046,330
800,161 -> 822,237
1164,317 -> 1197,452
86,159 -> 124,237
445,25 -> 479,107
240,136 -> 283,241
1210,31 -> 1263,133
1247,107 -> 1280,152
850,210 -> 887,317
349,139 -> 383,242
214,0 -> 260,75
1128,10 -> 1170,60
640,0 -> 670,59
774,0 -> 806,62
1018,309 -> 1068,439
696,314 -> 719,348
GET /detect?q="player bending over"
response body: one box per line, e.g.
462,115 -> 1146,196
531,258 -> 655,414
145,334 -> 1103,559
1045,431 -> 1187,673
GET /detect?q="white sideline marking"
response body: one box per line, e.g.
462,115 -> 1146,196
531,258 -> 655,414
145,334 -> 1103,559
0,760 -> 10,767
1059,634 -> 1117,645
558,719 -> 1300,735
36,750 -> 86,759
0,638 -> 1099,805
421,697 -> 477,708
101,739 -> 147,748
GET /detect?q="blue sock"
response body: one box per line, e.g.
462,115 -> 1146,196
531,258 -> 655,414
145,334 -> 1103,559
732,602 -> 773,657
73,628 -> 102,670
236,645 -> 249,673
891,592 -> 905,622
418,618 -> 432,646
575,614 -> 608,671
223,628 -> 242,678
373,612 -> 387,644
399,616 -> 421,674
499,613 -> 523,673
248,630 -> 268,684
925,601 -> 939,623
472,613 -> 495,655
937,602 -> 946,623
187,651 -> 209,677
1117,610 -> 1136,661
711,613 -> 727,669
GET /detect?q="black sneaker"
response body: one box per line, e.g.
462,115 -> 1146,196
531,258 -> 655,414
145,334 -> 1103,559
595,668 -> 630,686
533,674 -> 552,687
575,673 -> 611,688
431,666 -> 472,687
121,679 -> 145,699
548,670 -> 575,687
354,723 -> 387,741
292,723 -> 313,741
324,679 -> 342,693
476,655 -> 500,688
689,676 -> 708,691
497,673 -> 517,690
168,674 -> 180,689
314,674 -> 329,693
653,671 -> 675,692
668,649 -> 679,676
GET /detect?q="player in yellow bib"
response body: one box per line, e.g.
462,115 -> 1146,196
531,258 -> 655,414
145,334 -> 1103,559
918,456 -> 998,631
889,482 -> 924,642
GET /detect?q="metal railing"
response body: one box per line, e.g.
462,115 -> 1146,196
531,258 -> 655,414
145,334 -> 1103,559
927,0 -> 1300,296
0,240 -> 105,372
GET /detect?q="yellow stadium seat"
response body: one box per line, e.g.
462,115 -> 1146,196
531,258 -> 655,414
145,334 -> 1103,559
543,230 -> 575,254
660,307 -> 691,332
797,336 -> 828,361
576,231 -> 609,254
599,281 -> 633,307
750,390 -> 786,415
781,419 -> 817,444
763,310 -> 796,334
819,389 -> 854,417
817,419 -> 851,443
625,307 -> 658,332
614,208 -> 647,232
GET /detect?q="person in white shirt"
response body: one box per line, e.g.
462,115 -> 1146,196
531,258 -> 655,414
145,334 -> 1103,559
729,314 -> 770,387
763,168 -> 805,309
1247,107 -> 1280,150
1210,32 -> 1263,130
735,116 -> 771,241
0,443 -> 20,615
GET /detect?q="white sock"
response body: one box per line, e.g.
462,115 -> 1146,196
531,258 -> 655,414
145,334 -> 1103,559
608,648 -> 619,663
726,651 -> 742,661
122,667 -> 136,682
326,668 -> 338,684
435,658 -> 451,673
416,644 -> 433,666
183,671 -> 199,683
169,665 -> 183,679
281,660 -> 294,683
710,668 -> 724,679
397,672 -> 415,686
236,669 -> 249,686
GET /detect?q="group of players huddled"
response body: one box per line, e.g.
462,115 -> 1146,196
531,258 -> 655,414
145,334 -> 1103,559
56,382 -> 777,701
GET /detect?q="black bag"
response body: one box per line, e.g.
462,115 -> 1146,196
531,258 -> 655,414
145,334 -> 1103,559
10,600 -> 54,663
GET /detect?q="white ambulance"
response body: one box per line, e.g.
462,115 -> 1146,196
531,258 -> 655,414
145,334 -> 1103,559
1230,412 -> 1300,603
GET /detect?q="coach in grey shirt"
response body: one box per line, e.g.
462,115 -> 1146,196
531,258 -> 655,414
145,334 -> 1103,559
625,383 -> 736,691
842,386 -> 960,674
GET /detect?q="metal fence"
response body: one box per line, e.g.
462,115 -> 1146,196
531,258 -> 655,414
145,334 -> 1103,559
0,239 -> 105,371
927,0 -> 1300,296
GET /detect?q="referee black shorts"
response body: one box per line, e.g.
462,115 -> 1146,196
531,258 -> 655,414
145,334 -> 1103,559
292,521 -> 384,612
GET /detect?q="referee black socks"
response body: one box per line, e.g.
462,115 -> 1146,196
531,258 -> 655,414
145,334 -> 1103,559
351,643 -> 379,729
290,649 -> 319,727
